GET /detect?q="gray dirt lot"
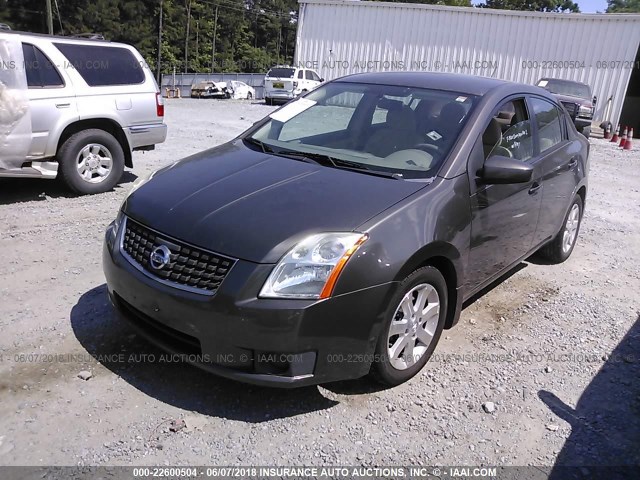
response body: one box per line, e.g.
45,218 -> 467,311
0,98 -> 639,469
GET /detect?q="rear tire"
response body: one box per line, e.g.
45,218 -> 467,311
247,92 -> 253,100
58,129 -> 125,195
265,97 -> 272,106
370,266 -> 447,386
538,195 -> 583,263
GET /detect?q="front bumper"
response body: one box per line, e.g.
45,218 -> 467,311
102,221 -> 395,387
574,117 -> 592,129
126,123 -> 168,150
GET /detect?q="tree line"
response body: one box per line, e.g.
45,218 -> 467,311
1,0 -> 637,75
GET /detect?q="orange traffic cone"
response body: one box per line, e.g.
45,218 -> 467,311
623,128 -> 633,150
611,124 -> 619,143
619,127 -> 627,148
604,124 -> 610,139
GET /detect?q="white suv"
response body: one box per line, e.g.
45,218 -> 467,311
0,31 -> 167,194
263,66 -> 323,105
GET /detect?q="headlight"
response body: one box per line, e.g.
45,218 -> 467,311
578,105 -> 593,117
106,210 -> 124,251
259,233 -> 368,299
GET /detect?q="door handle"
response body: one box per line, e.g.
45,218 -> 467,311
55,103 -> 71,108
568,157 -> 578,169
528,182 -> 542,195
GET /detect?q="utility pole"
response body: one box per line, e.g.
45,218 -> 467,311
211,5 -> 218,73
156,0 -> 163,84
184,0 -> 192,73
45,0 -> 54,34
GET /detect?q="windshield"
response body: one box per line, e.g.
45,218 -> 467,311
538,79 -> 591,99
247,82 -> 477,179
267,68 -> 295,78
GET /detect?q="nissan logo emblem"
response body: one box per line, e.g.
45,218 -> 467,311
149,245 -> 171,270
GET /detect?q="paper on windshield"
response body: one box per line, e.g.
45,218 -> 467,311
0,35 -> 31,169
269,98 -> 317,123
538,80 -> 548,87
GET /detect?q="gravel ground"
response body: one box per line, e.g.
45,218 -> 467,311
0,99 -> 638,469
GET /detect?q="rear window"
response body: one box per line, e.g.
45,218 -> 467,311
53,43 -> 145,86
267,68 -> 295,78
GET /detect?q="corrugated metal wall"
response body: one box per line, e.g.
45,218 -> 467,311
295,0 -> 640,125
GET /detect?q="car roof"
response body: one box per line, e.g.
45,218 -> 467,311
335,71 -> 543,96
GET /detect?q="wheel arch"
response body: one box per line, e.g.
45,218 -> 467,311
394,242 -> 463,330
57,119 -> 132,168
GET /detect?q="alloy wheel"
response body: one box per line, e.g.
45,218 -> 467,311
387,283 -> 440,370
562,203 -> 580,253
76,143 -> 113,184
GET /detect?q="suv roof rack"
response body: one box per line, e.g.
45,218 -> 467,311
70,33 -> 105,40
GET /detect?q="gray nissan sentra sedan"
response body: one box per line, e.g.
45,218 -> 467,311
103,72 -> 589,388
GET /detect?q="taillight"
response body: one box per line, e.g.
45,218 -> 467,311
156,93 -> 164,117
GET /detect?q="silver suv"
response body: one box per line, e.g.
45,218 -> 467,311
0,31 -> 167,194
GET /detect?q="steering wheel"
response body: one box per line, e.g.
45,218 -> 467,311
413,143 -> 441,155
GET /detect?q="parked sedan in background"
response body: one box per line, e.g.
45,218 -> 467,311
537,78 -> 596,138
104,72 -> 589,388
228,80 -> 255,100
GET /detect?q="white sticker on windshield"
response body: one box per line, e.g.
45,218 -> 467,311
269,98 -> 317,123
426,130 -> 443,141
538,80 -> 548,87
455,96 -> 467,102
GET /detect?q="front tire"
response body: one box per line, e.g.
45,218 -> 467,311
58,129 -> 125,195
265,97 -> 272,106
247,92 -> 253,100
539,195 -> 583,263
370,266 -> 447,386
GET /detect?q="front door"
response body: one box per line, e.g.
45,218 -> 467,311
465,97 -> 542,292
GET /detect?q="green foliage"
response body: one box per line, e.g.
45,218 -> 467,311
607,0 -> 640,12
1,0 -> 299,73
482,0 -> 580,12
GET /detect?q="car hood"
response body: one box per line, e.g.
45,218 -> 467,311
123,141 -> 425,263
550,93 -> 591,106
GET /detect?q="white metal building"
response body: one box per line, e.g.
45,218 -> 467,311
294,0 -> 640,129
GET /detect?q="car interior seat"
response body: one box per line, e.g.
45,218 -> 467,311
483,118 -> 512,158
365,101 -> 422,157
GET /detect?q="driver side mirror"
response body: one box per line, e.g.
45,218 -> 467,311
480,155 -> 533,184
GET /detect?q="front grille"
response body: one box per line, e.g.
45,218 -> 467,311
120,216 -> 236,295
561,101 -> 578,119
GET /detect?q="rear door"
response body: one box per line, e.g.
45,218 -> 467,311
527,95 -> 581,245
465,97 -> 541,290
22,42 -> 78,159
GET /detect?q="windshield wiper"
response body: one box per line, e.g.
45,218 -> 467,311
273,150 -> 403,180
243,137 -> 274,154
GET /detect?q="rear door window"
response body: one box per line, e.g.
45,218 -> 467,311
53,43 -> 145,86
22,43 -> 64,88
530,97 -> 564,153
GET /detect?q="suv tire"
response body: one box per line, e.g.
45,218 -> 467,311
58,129 -> 125,195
